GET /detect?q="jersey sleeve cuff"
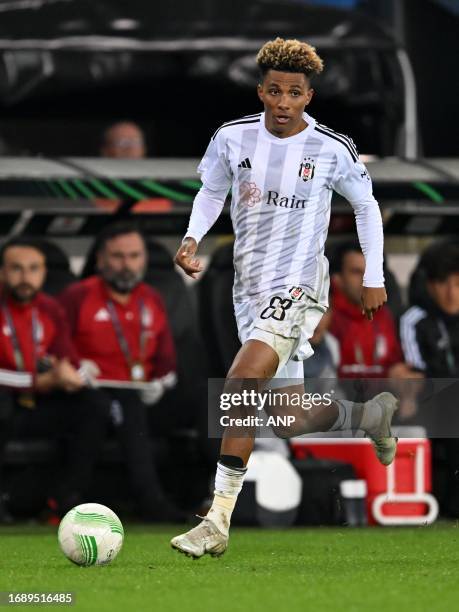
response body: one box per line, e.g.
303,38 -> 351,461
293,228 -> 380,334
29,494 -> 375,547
182,235 -> 201,245
362,280 -> 385,288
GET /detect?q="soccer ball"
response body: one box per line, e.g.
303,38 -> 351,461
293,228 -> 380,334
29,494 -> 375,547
58,503 -> 124,566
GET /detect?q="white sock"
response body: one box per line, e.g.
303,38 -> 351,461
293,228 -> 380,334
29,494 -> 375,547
206,461 -> 247,536
331,398 -> 382,434
330,399 -> 356,431
359,397 -> 383,434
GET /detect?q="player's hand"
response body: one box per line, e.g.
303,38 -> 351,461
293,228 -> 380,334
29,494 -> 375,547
361,286 -> 387,321
174,237 -> 203,279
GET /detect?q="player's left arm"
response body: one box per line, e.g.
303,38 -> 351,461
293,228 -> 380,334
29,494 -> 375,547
332,148 -> 386,320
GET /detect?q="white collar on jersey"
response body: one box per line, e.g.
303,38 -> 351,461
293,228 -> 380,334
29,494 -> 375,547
259,111 -> 317,143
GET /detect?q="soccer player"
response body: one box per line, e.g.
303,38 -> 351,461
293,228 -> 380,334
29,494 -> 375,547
171,38 -> 398,558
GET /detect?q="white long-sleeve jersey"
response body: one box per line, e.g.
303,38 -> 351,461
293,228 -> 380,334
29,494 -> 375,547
185,111 -> 385,304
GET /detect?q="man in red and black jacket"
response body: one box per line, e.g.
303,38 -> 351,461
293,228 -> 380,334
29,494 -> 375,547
330,241 -> 418,380
0,238 -> 108,523
59,221 -> 183,522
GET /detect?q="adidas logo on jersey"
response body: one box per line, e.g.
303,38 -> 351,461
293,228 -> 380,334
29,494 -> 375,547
238,158 -> 252,169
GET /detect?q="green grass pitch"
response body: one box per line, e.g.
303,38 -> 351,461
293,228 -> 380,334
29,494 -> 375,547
1,523 -> 459,612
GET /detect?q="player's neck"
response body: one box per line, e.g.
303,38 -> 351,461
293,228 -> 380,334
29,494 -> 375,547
265,116 -> 308,139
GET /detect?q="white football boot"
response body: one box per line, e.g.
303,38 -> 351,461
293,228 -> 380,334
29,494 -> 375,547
363,392 -> 399,466
171,516 -> 228,559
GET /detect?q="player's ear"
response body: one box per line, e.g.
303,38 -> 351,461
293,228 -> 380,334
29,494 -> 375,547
305,88 -> 314,106
257,83 -> 264,103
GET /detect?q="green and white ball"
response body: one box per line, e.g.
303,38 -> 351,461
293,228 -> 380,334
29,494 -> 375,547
58,503 -> 124,566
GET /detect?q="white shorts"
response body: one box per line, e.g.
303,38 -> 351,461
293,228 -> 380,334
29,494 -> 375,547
234,286 -> 328,381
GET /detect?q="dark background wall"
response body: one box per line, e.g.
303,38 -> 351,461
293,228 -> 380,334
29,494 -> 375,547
0,0 -> 457,157
403,0 -> 459,156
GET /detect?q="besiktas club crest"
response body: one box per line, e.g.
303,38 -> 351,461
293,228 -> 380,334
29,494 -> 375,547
298,157 -> 315,182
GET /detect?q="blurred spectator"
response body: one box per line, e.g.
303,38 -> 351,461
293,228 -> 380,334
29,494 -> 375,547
0,238 -> 107,523
400,241 -> 459,516
100,121 -> 146,159
401,242 -> 459,377
59,221 -> 184,522
329,241 -> 416,379
303,308 -> 339,379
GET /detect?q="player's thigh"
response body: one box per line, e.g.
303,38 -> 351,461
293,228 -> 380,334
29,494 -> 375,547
251,291 -> 326,375
227,338 -> 279,381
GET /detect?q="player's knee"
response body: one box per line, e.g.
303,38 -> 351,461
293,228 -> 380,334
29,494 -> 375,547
226,364 -> 264,380
226,356 -> 278,381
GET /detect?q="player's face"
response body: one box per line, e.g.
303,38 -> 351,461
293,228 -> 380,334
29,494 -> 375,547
0,246 -> 46,303
427,273 -> 459,315
336,251 -> 366,305
257,70 -> 314,138
97,232 -> 147,294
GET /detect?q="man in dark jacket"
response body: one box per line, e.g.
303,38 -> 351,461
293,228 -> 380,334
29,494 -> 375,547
400,241 -> 459,515
401,243 -> 459,378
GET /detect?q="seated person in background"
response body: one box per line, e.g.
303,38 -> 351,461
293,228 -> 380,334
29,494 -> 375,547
400,241 -> 459,516
300,307 -> 341,420
303,308 -> 339,380
0,238 -> 107,523
330,241 -> 417,380
401,241 -> 459,378
59,221 -> 184,522
100,121 -> 146,159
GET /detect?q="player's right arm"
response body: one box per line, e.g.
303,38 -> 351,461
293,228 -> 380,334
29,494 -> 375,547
174,130 -> 232,278
331,146 -> 386,320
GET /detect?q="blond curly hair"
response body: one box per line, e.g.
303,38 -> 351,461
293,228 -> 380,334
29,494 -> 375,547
256,37 -> 324,79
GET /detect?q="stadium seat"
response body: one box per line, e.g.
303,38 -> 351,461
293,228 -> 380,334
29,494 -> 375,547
198,242 -> 241,377
384,266 -> 405,322
143,239 -> 210,432
38,239 -> 77,296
